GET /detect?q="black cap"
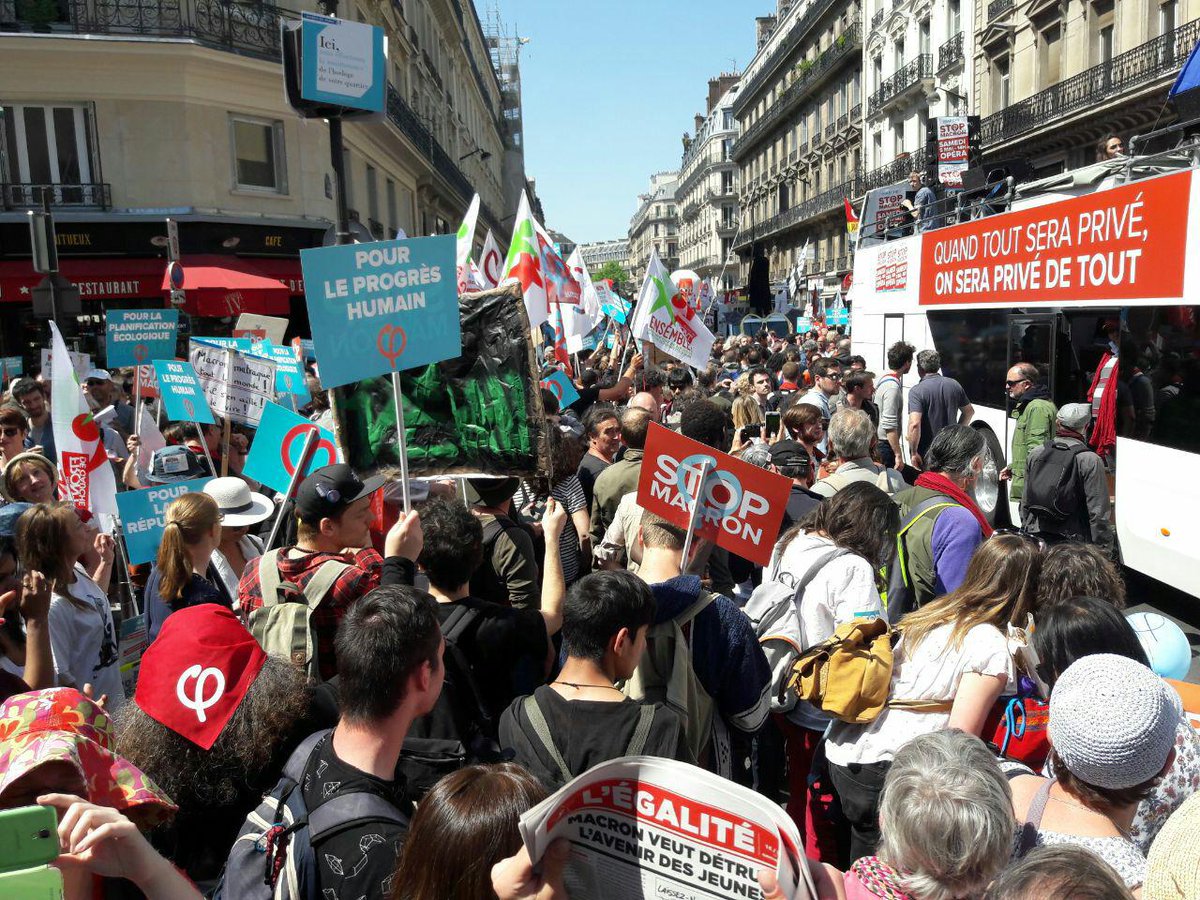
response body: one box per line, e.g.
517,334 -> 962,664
769,440 -> 810,474
295,464 -> 386,524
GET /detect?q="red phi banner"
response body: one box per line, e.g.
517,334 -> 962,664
637,422 -> 792,566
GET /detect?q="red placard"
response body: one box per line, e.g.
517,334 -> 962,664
637,422 -> 791,566
919,170 -> 1191,306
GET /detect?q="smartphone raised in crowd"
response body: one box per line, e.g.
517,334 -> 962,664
765,411 -> 781,438
742,423 -> 763,439
0,805 -> 63,900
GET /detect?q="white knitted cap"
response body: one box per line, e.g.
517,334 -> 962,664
1049,654 -> 1177,790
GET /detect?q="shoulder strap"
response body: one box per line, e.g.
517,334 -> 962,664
1017,778 -> 1055,857
282,729 -> 333,784
301,559 -> 352,608
257,549 -> 285,609
308,792 -> 406,843
793,548 -> 853,599
675,589 -> 716,627
900,495 -> 958,533
440,603 -> 479,643
439,603 -> 494,735
522,694 -> 573,785
624,705 -> 656,758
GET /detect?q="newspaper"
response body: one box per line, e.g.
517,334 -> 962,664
519,757 -> 815,900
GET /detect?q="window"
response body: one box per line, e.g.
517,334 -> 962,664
366,164 -> 379,233
1,104 -> 97,204
949,0 -> 961,36
1040,24 -> 1062,87
231,116 -> 286,192
874,55 -> 883,89
873,131 -> 883,165
993,55 -> 1011,111
894,39 -> 905,72
386,179 -> 397,235
1093,1 -> 1115,66
1160,0 -> 1178,36
919,19 -> 930,56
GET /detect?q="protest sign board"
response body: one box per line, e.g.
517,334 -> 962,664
637,422 -> 791,566
104,309 -> 179,368
136,364 -> 160,399
291,337 -> 317,361
0,356 -> 23,380
520,757 -> 815,900
243,402 -> 340,493
189,340 -> 277,427
335,282 -> 549,478
115,477 -> 212,565
539,370 -> 580,408
153,360 -> 215,424
301,235 -> 461,389
41,347 -> 92,381
234,312 -> 288,345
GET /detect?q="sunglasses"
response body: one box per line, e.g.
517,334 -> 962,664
1005,379 -> 1030,388
0,427 -> 22,438
991,528 -> 1046,551
825,373 -> 843,381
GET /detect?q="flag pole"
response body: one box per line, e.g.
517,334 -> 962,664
680,459 -> 713,567
390,371 -> 412,515
264,427 -> 320,552
195,422 -> 217,477
133,367 -> 142,441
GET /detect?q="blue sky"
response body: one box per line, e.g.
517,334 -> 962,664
496,0 -> 757,244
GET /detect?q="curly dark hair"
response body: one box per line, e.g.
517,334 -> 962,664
417,497 -> 485,591
114,656 -> 310,808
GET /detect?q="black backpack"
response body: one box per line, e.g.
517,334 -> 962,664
214,730 -> 407,900
1023,440 -> 1088,523
470,513 -> 531,606
398,604 -> 501,801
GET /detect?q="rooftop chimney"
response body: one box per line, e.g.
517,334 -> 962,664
755,15 -> 777,49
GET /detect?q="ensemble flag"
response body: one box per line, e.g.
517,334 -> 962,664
502,191 -> 549,328
478,229 -> 503,289
456,193 -> 481,294
844,198 -> 860,238
629,248 -> 716,369
48,322 -> 119,516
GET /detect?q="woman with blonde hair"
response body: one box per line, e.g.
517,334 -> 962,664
143,492 -> 226,642
17,503 -> 125,711
825,533 -> 1044,862
731,395 -> 767,450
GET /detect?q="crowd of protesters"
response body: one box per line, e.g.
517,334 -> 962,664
0,321 -> 1196,900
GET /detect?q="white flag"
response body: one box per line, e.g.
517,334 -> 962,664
630,248 -> 716,369
456,193 -> 481,293
135,404 -> 166,477
48,322 -> 119,516
566,248 -> 603,353
502,191 -> 549,328
478,229 -> 503,289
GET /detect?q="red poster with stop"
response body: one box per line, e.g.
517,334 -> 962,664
637,422 -> 792,566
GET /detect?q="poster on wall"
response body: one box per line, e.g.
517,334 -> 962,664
936,116 -> 971,188
332,282 -> 551,479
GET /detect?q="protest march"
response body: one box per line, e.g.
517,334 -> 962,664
4,4 -> 1200,899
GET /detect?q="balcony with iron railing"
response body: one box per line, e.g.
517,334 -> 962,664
2,181 -> 112,210
732,0 -> 842,113
732,22 -> 862,159
859,146 -> 928,194
982,18 -> 1200,148
867,53 -> 933,117
988,0 -> 1014,21
938,32 -> 964,72
870,8 -> 884,29
848,103 -> 862,126
734,175 -> 858,248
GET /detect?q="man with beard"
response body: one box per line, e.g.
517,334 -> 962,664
1000,362 -> 1057,502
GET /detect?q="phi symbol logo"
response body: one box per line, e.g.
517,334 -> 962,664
176,664 -> 226,723
133,344 -> 149,363
377,324 -> 407,368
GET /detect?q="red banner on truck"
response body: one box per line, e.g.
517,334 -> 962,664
637,422 -> 792,566
919,170 -> 1191,306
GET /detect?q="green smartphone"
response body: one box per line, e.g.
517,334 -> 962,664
0,806 -> 59,873
0,865 -> 65,900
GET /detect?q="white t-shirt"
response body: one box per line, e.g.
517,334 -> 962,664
769,531 -> 884,732
825,621 -> 1012,767
47,568 -> 124,713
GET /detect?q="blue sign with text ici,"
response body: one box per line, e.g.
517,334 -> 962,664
153,359 -> 215,424
116,478 -> 212,565
300,12 -> 386,113
106,309 -> 179,368
300,235 -> 460,389
243,402 -> 341,494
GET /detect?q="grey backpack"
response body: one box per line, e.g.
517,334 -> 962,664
248,549 -> 349,680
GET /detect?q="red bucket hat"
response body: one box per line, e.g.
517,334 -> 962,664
135,605 -> 267,750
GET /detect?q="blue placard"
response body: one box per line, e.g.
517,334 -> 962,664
827,308 -> 849,326
193,336 -> 253,352
105,309 -> 179,368
245,340 -> 310,400
153,359 -> 215,424
116,478 -> 212,565
242,402 -> 341,494
300,13 -> 386,113
0,356 -> 23,379
301,235 -> 461,389
539,370 -> 581,408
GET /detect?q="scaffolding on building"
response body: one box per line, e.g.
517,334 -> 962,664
483,2 -> 524,154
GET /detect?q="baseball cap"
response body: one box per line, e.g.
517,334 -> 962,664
83,369 -> 112,383
770,439 -> 810,474
145,446 -> 208,483
294,463 -> 385,524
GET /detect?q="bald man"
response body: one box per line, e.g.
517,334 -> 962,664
628,391 -> 661,422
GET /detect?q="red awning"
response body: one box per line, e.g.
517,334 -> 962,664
164,255 -> 291,317
250,257 -> 305,296
0,258 -> 166,303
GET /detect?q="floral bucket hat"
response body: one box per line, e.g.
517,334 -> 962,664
0,688 -> 176,826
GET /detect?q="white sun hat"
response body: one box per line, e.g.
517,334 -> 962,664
203,477 -> 274,527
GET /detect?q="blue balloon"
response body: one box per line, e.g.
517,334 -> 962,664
1126,612 -> 1193,682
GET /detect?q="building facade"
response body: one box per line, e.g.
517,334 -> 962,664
861,0 -> 974,185
579,239 -> 629,272
626,171 -> 679,283
732,0 -> 865,295
974,0 -> 1200,175
0,0 -> 521,365
677,74 -> 742,295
